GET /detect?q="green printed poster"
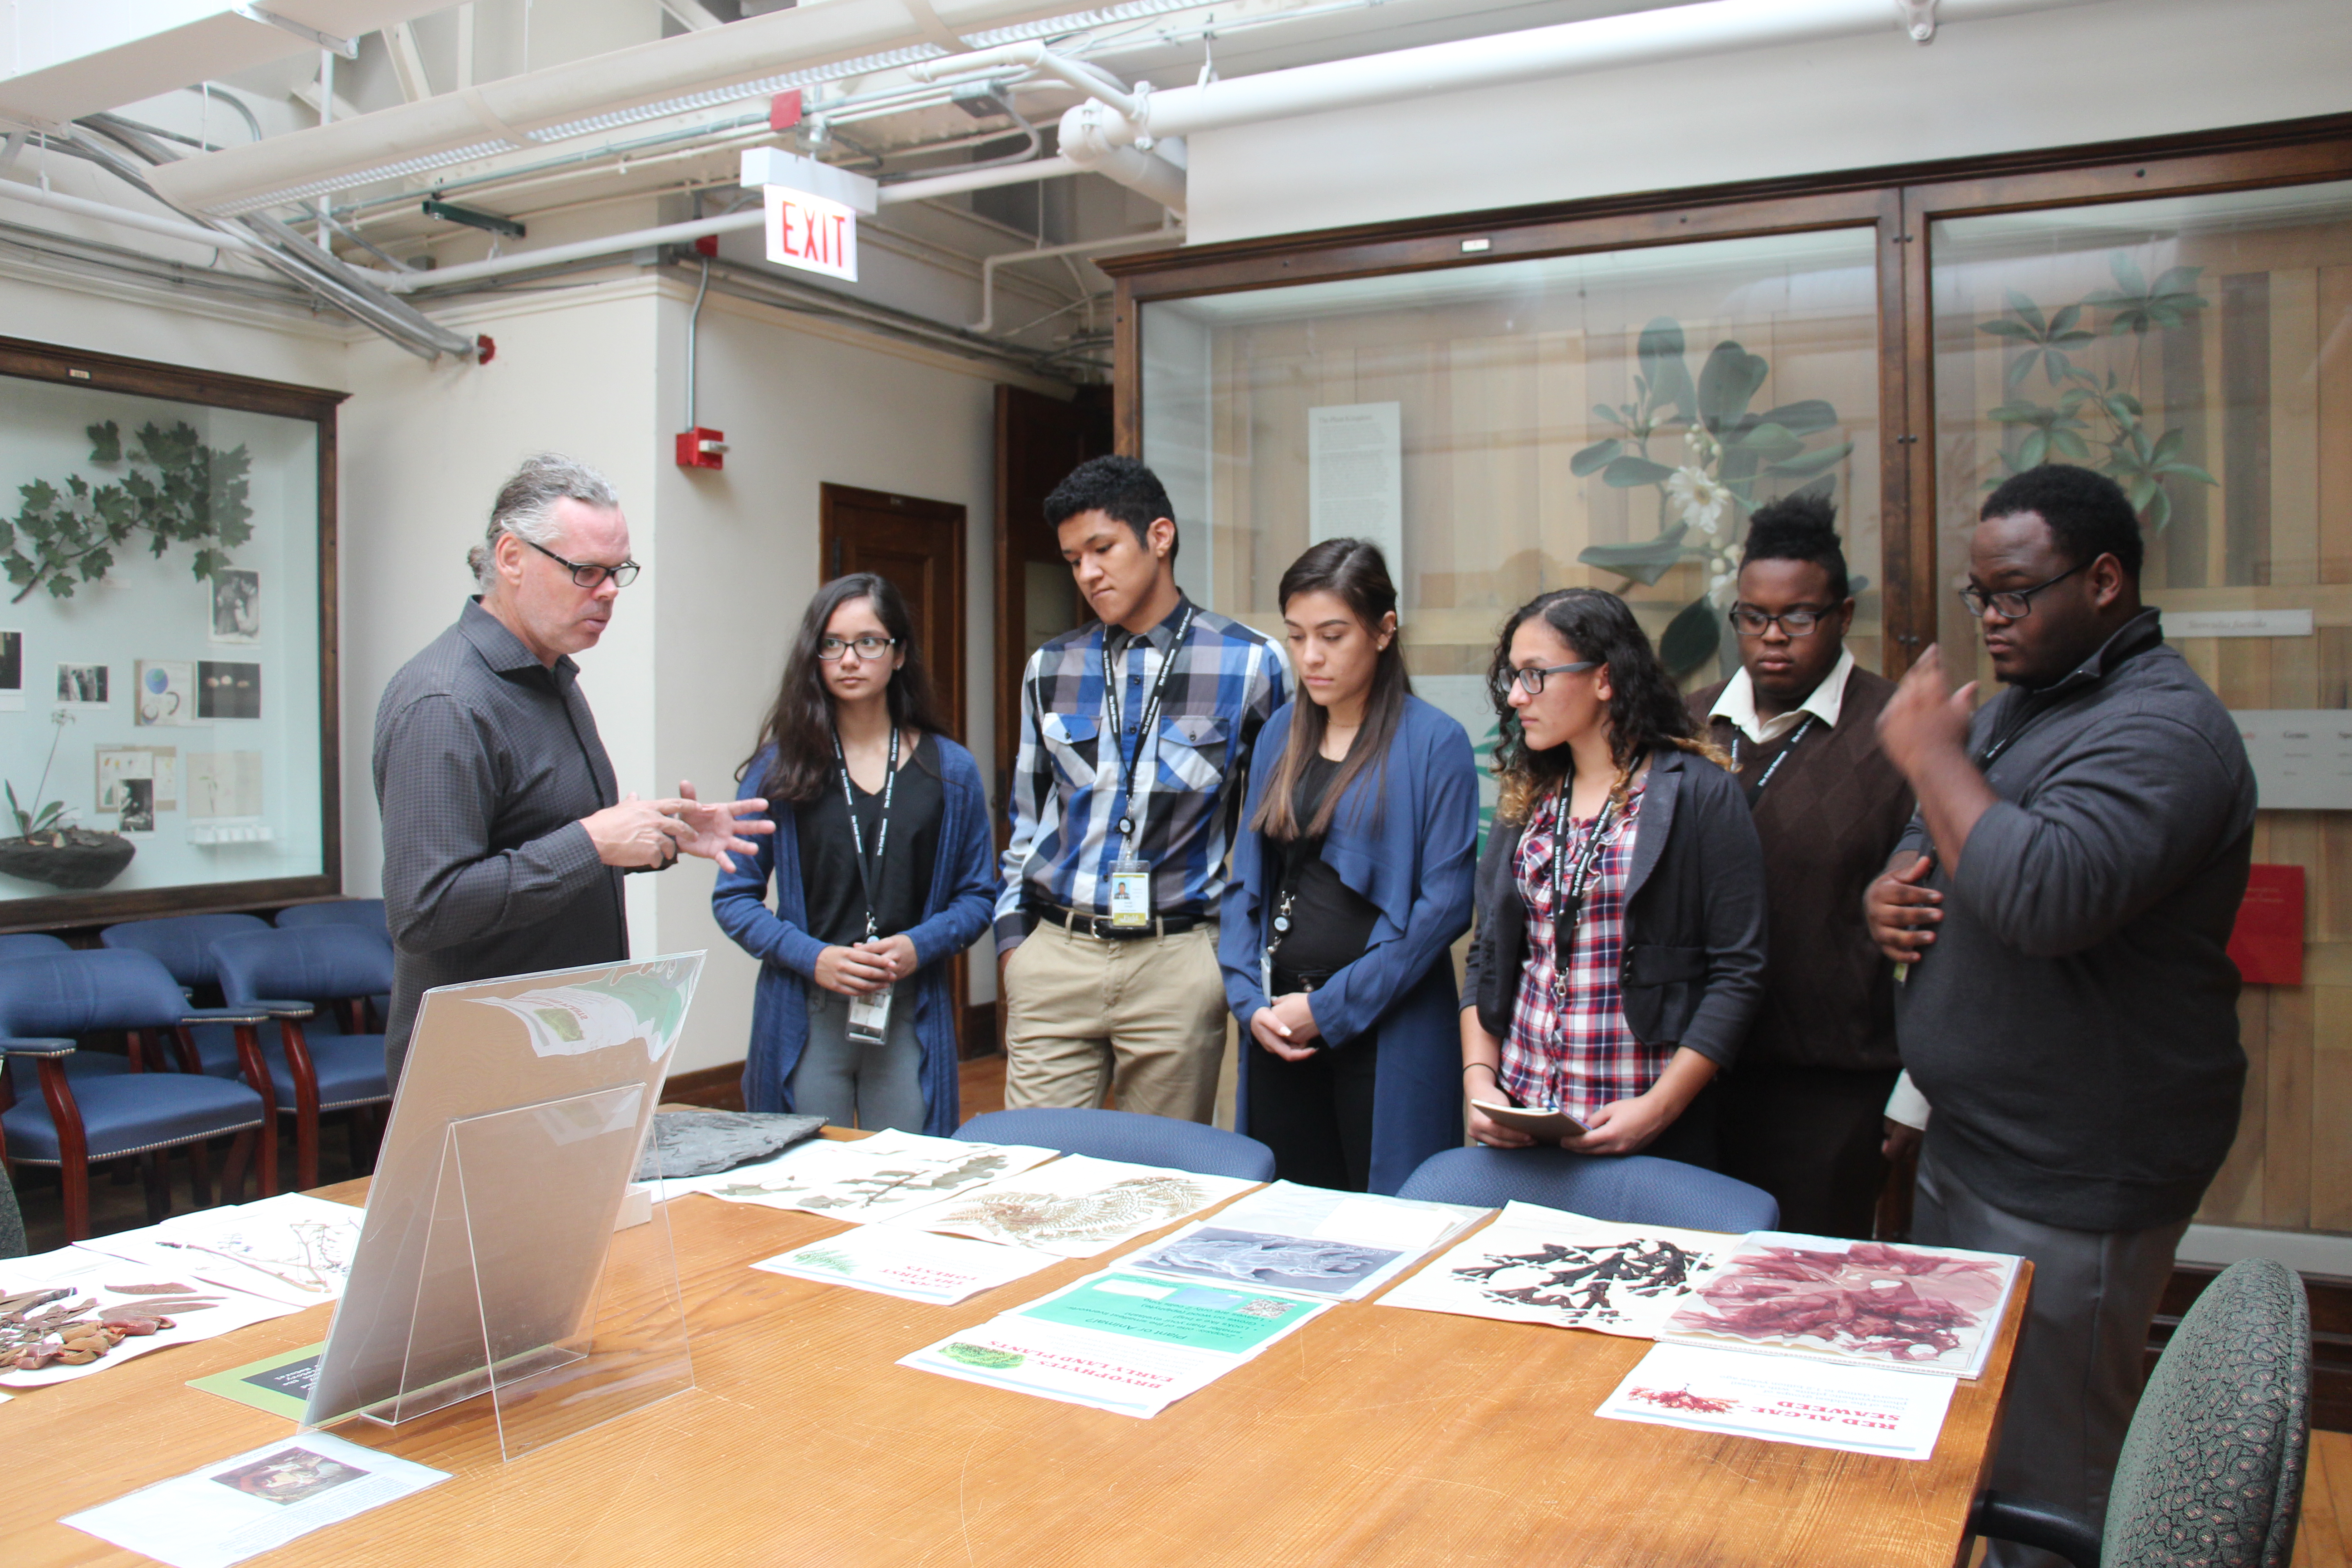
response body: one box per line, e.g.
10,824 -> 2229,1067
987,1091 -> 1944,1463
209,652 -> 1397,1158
1015,1273 -> 1323,1355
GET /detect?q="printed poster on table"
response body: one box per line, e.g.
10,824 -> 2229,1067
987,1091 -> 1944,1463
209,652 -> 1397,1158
1378,1202 -> 1732,1337
0,1246 -> 299,1387
1660,1233 -> 2020,1377
665,1128 -> 1057,1221
905,1152 -> 1254,1258
1123,1181 -> 1483,1301
751,1225 -> 1059,1306
62,1431 -> 449,1568
78,1193 -> 363,1308
1597,1342 -> 1957,1460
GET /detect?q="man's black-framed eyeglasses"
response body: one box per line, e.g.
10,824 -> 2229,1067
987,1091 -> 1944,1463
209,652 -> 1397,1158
819,635 -> 898,662
523,534 -> 640,588
1730,605 -> 1832,638
1509,659 -> 1599,696
1956,559 -> 2088,620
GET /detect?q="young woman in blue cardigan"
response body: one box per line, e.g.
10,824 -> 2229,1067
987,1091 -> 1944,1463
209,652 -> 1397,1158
1219,539 -> 1480,1194
713,574 -> 996,1135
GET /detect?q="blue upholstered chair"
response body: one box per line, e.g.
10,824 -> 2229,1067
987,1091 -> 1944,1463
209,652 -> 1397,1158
1395,1147 -> 1780,1233
954,1107 -> 1276,1182
1972,1256 -> 2311,1568
100,912 -> 272,1076
0,949 -> 276,1239
274,898 -> 390,941
211,926 -> 394,1190
0,933 -> 71,961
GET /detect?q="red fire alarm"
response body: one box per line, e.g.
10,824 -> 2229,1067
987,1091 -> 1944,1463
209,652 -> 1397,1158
769,90 -> 803,133
675,426 -> 727,470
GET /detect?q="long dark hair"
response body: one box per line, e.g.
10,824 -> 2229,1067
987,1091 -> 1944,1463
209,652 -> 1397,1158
740,573 -> 951,805
1486,588 -> 1730,823
1252,538 -> 1412,841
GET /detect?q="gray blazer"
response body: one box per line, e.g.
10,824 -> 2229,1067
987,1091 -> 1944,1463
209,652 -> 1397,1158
1463,746 -> 1768,1069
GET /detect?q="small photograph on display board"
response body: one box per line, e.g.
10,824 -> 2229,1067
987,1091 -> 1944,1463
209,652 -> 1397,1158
118,778 -> 156,833
0,629 -> 21,710
55,662 -> 109,706
134,659 -> 192,726
209,570 -> 260,643
196,661 -> 260,720
97,745 -> 177,814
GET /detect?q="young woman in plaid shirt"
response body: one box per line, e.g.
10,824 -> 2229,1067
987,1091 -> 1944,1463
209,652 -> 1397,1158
1458,589 -> 1768,1169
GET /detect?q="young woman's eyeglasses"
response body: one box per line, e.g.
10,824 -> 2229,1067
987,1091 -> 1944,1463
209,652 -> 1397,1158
819,635 -> 898,661
1508,659 -> 1598,696
522,535 -> 640,588
1956,559 -> 2088,620
1730,606 -> 1828,637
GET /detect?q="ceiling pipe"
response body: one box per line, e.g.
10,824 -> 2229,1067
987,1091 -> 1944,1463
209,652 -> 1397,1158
1069,0 -> 2115,151
970,230 -> 1173,333
146,0 -> 1187,217
906,42 -> 1141,117
1057,102 -> 1186,218
368,154 -> 1087,294
0,178 -> 263,253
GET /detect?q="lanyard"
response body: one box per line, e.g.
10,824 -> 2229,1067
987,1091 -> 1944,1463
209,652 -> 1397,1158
1548,789 -> 1623,931
1736,714 -> 1817,805
1101,605 -> 1195,847
831,725 -> 898,941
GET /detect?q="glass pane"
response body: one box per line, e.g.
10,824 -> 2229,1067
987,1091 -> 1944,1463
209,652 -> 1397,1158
1142,228 -> 1884,777
1932,178 -> 2352,1240
0,376 -> 323,901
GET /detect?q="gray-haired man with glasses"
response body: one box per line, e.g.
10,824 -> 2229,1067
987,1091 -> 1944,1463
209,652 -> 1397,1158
1688,492 -> 1913,1240
1868,462 -> 2255,1568
372,454 -> 772,1084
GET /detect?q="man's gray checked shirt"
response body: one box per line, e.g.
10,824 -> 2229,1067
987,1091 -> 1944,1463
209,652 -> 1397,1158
373,599 -> 627,1083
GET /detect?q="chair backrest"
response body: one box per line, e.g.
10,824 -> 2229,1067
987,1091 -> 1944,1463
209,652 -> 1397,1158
274,899 -> 390,942
0,948 -> 196,1038
954,1108 -> 1277,1182
0,932 -> 72,963
212,925 -> 394,1009
1394,1147 -> 1780,1233
2103,1256 -> 2311,1568
99,912 -> 270,986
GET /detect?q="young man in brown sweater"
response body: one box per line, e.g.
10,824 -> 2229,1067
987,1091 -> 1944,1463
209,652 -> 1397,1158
1687,494 -> 1914,1237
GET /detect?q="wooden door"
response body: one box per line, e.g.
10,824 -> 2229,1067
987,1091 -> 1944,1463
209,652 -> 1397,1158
818,483 -> 967,741
993,384 -> 1112,816
818,483 -> 971,1056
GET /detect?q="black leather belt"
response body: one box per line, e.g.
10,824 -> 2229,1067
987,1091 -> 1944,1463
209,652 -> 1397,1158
1032,902 -> 1210,941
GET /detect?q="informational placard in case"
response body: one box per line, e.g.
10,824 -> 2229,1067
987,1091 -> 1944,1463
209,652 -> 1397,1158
2234,710 -> 2352,809
1308,402 -> 1403,572
2167,608 -> 2314,639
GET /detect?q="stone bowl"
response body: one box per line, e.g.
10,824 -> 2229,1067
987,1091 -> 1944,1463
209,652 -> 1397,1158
0,830 -> 137,890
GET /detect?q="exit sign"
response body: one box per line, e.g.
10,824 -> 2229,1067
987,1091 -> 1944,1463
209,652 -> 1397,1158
741,147 -> 877,285
764,185 -> 858,281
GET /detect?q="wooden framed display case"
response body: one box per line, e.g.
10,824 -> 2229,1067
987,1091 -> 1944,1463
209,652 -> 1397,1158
0,336 -> 346,931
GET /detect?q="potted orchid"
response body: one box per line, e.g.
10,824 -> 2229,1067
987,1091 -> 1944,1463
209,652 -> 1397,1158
0,709 -> 135,890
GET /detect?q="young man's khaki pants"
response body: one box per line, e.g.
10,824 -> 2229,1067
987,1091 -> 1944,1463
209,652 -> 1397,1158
1001,919 -> 1227,1123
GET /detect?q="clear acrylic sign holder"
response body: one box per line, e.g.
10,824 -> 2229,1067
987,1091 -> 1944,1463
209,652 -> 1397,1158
357,1084 -> 692,1461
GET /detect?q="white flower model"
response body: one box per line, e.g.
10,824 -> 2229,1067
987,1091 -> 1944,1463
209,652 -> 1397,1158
1667,463 -> 1734,539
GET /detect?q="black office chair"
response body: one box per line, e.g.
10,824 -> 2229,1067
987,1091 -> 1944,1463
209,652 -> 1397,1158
955,1107 -> 1276,1182
1971,1256 -> 2311,1568
1395,1146 -> 1779,1232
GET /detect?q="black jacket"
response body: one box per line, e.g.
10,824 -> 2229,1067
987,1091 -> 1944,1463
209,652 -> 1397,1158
1462,746 -> 1767,1069
1896,609 -> 2255,1232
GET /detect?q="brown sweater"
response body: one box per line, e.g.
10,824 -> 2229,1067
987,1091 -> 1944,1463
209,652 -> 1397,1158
1687,667 -> 1915,1072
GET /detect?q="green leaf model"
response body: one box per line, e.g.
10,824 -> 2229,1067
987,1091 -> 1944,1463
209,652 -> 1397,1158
2,421 -> 253,603
1571,318 -> 1854,678
1975,254 -> 2215,530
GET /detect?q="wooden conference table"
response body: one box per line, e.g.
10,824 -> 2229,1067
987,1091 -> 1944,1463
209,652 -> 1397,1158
8,1137 -> 2028,1568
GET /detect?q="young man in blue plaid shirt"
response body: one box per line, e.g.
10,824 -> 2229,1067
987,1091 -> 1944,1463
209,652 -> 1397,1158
996,456 -> 1288,1122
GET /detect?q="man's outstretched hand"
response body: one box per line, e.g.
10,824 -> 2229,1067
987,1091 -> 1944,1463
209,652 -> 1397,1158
663,780 -> 774,873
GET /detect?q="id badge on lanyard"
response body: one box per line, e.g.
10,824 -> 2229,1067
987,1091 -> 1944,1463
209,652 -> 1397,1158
1102,609 -> 1192,931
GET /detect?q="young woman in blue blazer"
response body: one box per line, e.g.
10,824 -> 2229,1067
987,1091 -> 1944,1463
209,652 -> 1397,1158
714,573 -> 996,1134
1219,539 -> 1479,1194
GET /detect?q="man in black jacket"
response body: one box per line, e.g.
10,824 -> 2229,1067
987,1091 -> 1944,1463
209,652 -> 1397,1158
1868,464 -> 2255,1567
